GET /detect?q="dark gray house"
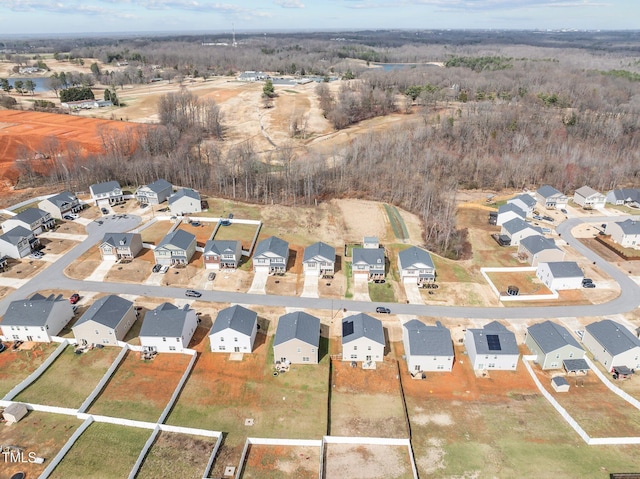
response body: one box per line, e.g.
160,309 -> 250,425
402,320 -> 453,373
135,179 -> 173,205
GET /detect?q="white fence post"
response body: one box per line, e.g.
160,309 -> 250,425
128,425 -> 160,479
78,344 -> 129,414
158,350 -> 197,424
39,415 -> 94,479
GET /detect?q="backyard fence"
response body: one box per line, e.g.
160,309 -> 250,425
39,416 -> 94,479
77,344 -> 129,414
480,266 -> 559,301
157,349 -> 197,424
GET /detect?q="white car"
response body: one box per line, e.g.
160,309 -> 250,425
159,265 -> 170,274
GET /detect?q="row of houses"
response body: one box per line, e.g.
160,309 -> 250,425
2,291 -> 639,377
89,180 -> 203,215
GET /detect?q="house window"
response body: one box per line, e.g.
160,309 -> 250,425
219,345 -> 226,351
102,339 -> 109,344
297,348 -> 301,353
353,345 -> 358,351
12,335 -> 19,340
414,365 -> 421,371
95,330 -> 99,334
311,348 -> 315,353
169,346 -> 176,351
555,354 -> 560,358
302,357 -> 309,362
368,346 -> 371,351
234,337 -> 238,342
488,363 -> 495,368
41,327 -> 45,331
220,337 -> 224,342
569,352 -> 574,358
163,337 -> 166,342
350,354 -> 357,359
176,338 -> 180,342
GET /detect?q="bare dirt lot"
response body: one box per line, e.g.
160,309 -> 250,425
324,443 -> 413,479
486,270 -> 553,296
241,444 -> 320,479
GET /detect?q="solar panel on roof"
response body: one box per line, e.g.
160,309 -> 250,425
486,334 -> 502,351
343,321 -> 354,337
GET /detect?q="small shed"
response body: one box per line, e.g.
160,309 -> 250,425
551,376 -> 570,393
3,402 -> 28,424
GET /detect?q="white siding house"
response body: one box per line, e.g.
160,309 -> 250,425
608,219 -> 640,250
1,293 -> 74,342
535,185 -> 568,210
139,303 -> 198,353
302,242 -> 335,277
253,236 -> 289,274
0,226 -> 37,259
464,321 -> 519,371
38,191 -> 82,219
573,186 -> 606,209
496,203 -> 525,226
398,246 -> 435,284
507,194 -> 537,216
135,179 -> 172,205
341,313 -> 385,363
168,188 -> 201,215
1,208 -> 55,235
536,261 -> 583,290
209,305 -> 258,353
582,319 -> 640,371
89,181 -> 124,206
501,218 -> 543,246
402,320 -> 453,373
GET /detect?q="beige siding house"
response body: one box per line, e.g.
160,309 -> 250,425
72,295 -> 136,347
273,311 -> 321,365
341,313 -> 385,364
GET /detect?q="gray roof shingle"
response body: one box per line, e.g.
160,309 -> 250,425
404,320 -> 453,357
274,311 -> 320,347
144,179 -> 172,194
11,208 -> 50,225
90,181 -> 121,196
1,293 -> 64,327
157,229 -> 196,251
45,191 -> 77,208
303,242 -> 335,263
498,203 -> 526,218
101,232 -> 140,248
468,321 -> 519,356
520,235 -> 560,255
503,218 -> 541,235
140,302 -> 192,338
527,320 -> 583,354
537,185 -> 564,199
0,226 -> 32,245
210,305 -> 257,336
575,186 -> 602,198
73,295 -> 133,329
398,246 -> 434,270
204,240 -> 240,256
352,247 -> 385,267
254,236 -> 289,259
585,319 -> 640,356
342,313 -> 384,345
509,194 -> 537,208
544,261 -> 583,278
168,188 -> 200,204
613,219 -> 640,235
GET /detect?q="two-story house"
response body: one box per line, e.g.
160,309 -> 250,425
0,226 -> 39,259
302,242 -> 336,277
352,247 -> 385,281
154,229 -> 197,266
2,208 -> 55,235
135,179 -> 173,205
203,240 -> 243,270
99,232 -> 143,261
89,181 -> 124,206
38,191 -> 83,219
398,246 -> 435,284
253,236 -> 289,274
1,293 -> 74,342
168,188 -> 201,215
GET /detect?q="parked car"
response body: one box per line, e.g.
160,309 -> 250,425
69,213 -> 79,219
185,289 -> 202,298
583,282 -> 596,288
541,228 -> 552,234
542,216 -> 554,222
375,306 -> 391,314
28,251 -> 43,259
152,264 -> 162,273
140,203 -> 148,209
69,293 -> 80,304
582,278 -> 593,285
560,208 -> 568,214
532,215 -> 542,221
159,265 -> 170,274
208,272 -> 216,281
191,221 -> 201,227
101,207 -> 109,215
63,215 -> 74,221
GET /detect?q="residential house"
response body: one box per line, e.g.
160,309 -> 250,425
0,226 -> 38,259
496,203 -> 526,226
0,256 -> 7,271
99,232 -> 143,261
203,240 -> 242,270
573,186 -> 606,209
154,229 -> 197,266
536,261 -> 584,290
89,181 -> 124,206
518,235 -> 565,267
352,247 -> 385,281
525,320 -> 584,370
606,188 -> 640,207
168,188 -> 201,215
253,236 -> 289,273
209,305 -> 258,353
135,179 -> 173,205
38,191 -> 82,219
582,319 -> 640,371
464,321 -> 519,371
139,302 -> 198,353
535,185 -> 568,210
363,236 -> 379,249
1,293 -> 74,342
402,320 -> 454,373
500,218 -> 543,246
1,208 -> 54,235
507,194 -> 537,216
273,311 -> 321,365
341,313 -> 385,363
303,242 -> 336,277
72,295 -> 136,347
398,246 -> 436,284
238,71 -> 268,81
608,219 -> 640,249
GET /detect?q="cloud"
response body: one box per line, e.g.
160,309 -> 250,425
1,0 -> 132,16
275,0 -> 304,7
410,0 -> 610,9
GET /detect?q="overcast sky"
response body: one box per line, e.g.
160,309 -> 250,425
0,0 -> 636,36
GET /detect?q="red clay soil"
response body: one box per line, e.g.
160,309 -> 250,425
0,110 -> 134,186
331,355 -> 401,395
398,343 -> 539,402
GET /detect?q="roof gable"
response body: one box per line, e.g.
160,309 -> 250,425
157,229 -> 196,251
274,311 -> 320,347
140,302 -> 192,337
254,236 -> 289,259
527,320 -> 582,354
74,295 -> 133,329
90,181 -> 121,196
168,188 -> 200,204
468,321 -> 519,356
544,261 -> 583,278
2,293 -> 65,327
586,319 -> 640,356
404,320 -> 453,357
352,247 -> 385,266
341,313 -> 384,345
398,246 -> 434,270
303,242 -> 335,263
520,235 -> 560,255
210,305 -> 257,336
204,240 -> 240,256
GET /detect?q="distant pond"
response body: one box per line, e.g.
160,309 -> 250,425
6,77 -> 50,92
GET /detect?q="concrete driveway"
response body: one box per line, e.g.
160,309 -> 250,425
301,273 -> 319,298
248,269 -> 268,294
403,282 -> 424,304
352,276 -> 371,301
85,260 -> 115,282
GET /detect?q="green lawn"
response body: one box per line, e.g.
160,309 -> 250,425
49,423 -> 150,479
344,261 -> 353,298
368,281 -> 396,302
606,204 -> 640,215
14,346 -> 121,408
212,222 -> 261,250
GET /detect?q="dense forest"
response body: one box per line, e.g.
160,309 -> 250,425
6,30 -> 640,257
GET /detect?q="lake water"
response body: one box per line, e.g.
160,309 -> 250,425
6,77 -> 50,92
373,63 -> 438,71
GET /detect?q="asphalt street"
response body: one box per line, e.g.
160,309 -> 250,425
0,214 -> 638,320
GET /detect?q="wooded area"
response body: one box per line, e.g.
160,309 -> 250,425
6,30 -> 640,257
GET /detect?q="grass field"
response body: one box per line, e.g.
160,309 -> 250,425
241,444 -> 320,479
136,432 -> 218,479
88,351 -> 191,422
486,270 -> 553,296
383,204 -> 409,241
0,342 -> 59,397
368,281 -> 396,302
0,412 -> 81,479
49,423 -> 150,479
213,222 -> 261,251
140,220 -> 174,245
14,345 -> 121,408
